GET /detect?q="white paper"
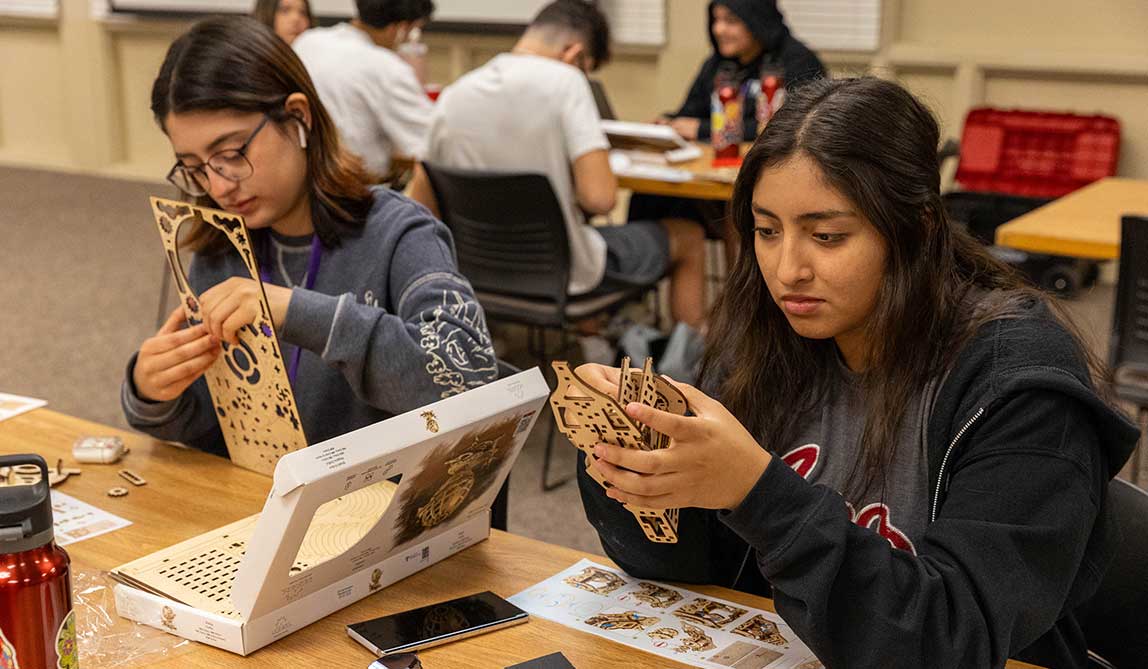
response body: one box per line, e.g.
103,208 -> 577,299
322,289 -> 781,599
50,490 -> 132,546
510,559 -> 823,669
0,393 -> 46,422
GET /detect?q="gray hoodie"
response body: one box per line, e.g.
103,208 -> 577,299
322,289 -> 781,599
122,187 -> 497,456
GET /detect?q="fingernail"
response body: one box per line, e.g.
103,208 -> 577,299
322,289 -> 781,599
593,444 -> 605,456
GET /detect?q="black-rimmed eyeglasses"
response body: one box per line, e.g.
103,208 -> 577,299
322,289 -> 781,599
166,114 -> 271,197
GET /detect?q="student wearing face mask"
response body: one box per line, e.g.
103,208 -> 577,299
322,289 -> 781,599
123,17 -> 497,455
293,0 -> 435,176
252,0 -> 314,45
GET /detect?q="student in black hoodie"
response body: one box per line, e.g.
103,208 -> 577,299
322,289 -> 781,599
661,0 -> 825,142
632,1 -> 825,261
576,77 -> 1137,669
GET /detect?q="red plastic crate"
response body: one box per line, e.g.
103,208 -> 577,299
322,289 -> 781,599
955,108 -> 1121,198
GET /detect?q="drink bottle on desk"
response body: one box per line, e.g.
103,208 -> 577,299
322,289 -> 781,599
711,82 -> 743,166
755,68 -> 786,132
1,454 -> 77,669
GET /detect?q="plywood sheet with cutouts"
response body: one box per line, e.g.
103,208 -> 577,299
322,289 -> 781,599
150,197 -> 307,475
111,480 -> 397,619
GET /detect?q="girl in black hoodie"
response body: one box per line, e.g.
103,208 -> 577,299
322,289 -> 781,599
631,1 -> 825,259
662,0 -> 826,142
579,77 -> 1137,669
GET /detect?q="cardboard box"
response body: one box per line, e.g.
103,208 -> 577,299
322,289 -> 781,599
112,369 -> 548,655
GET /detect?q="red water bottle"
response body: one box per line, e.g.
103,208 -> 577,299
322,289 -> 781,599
711,84 -> 742,165
1,454 -> 77,669
755,71 -> 785,131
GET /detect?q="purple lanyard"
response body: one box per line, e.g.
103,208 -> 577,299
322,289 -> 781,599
260,233 -> 322,387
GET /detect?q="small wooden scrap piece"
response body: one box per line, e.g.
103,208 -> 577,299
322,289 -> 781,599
107,487 -> 130,497
49,459 -> 83,487
0,461 -> 80,487
118,469 -> 147,486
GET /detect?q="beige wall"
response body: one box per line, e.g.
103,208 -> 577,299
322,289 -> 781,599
2,0 -> 1148,182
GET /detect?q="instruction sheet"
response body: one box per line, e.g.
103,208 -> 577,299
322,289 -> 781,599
510,559 -> 823,669
51,490 -> 132,546
0,392 -> 46,423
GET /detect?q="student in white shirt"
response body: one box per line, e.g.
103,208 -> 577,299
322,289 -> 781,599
293,0 -> 434,177
409,0 -> 706,328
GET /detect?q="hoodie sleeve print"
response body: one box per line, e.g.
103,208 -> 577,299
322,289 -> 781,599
280,214 -> 498,414
720,390 -> 1104,669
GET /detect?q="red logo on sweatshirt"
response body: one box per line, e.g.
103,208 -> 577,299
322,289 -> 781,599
782,444 -> 916,555
781,444 -> 820,478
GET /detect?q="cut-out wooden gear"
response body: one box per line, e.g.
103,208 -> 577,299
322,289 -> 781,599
549,358 -> 688,543
150,197 -> 307,476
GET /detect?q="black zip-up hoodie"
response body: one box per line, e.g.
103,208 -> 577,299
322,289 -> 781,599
674,0 -> 826,141
578,304 -> 1138,668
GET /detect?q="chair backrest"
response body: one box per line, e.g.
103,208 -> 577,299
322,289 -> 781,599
589,78 -> 616,120
1109,216 -> 1148,404
1081,478 -> 1148,667
422,163 -> 572,306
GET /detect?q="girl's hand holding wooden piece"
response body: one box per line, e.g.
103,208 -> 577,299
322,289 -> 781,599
133,306 -> 221,402
583,368 -> 772,512
196,277 -> 291,346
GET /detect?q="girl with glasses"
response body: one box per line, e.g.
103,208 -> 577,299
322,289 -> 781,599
122,17 -> 497,454
575,77 -> 1137,668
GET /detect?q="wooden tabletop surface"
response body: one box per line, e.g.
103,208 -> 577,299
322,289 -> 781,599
0,409 -> 1042,668
994,177 -> 1148,259
615,143 -> 739,202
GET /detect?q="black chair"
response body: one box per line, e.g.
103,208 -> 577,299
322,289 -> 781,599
422,163 -> 657,491
1108,216 -> 1148,485
1081,479 -> 1148,668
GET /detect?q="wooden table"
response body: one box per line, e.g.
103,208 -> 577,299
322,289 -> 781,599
0,409 -> 1042,668
615,144 -> 738,201
994,178 -> 1148,259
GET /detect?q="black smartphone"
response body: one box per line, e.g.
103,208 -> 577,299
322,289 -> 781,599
347,591 -> 529,656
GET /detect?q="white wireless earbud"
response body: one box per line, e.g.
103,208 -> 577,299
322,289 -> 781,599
297,123 -> 308,149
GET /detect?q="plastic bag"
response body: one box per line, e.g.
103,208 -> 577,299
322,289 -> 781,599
73,569 -> 192,668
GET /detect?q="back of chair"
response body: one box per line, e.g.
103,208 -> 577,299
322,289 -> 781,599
1082,478 -> 1148,667
422,163 -> 572,307
1109,216 -> 1148,405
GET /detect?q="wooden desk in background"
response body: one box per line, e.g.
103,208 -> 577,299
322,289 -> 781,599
616,143 -> 738,201
0,410 -> 1043,668
995,178 -> 1148,259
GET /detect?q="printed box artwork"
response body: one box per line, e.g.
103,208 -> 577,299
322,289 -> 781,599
111,370 -> 548,655
511,560 -> 824,669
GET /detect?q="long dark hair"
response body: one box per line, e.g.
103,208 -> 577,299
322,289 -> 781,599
701,76 -> 1106,498
252,0 -> 315,35
151,16 -> 375,254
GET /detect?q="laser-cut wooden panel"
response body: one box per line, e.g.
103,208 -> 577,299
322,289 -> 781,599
111,480 -> 397,619
549,359 -> 688,543
150,197 -> 308,476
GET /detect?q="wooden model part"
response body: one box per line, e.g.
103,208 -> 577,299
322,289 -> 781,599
549,359 -> 687,544
110,480 -> 397,619
0,460 -> 81,488
150,197 -> 308,476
